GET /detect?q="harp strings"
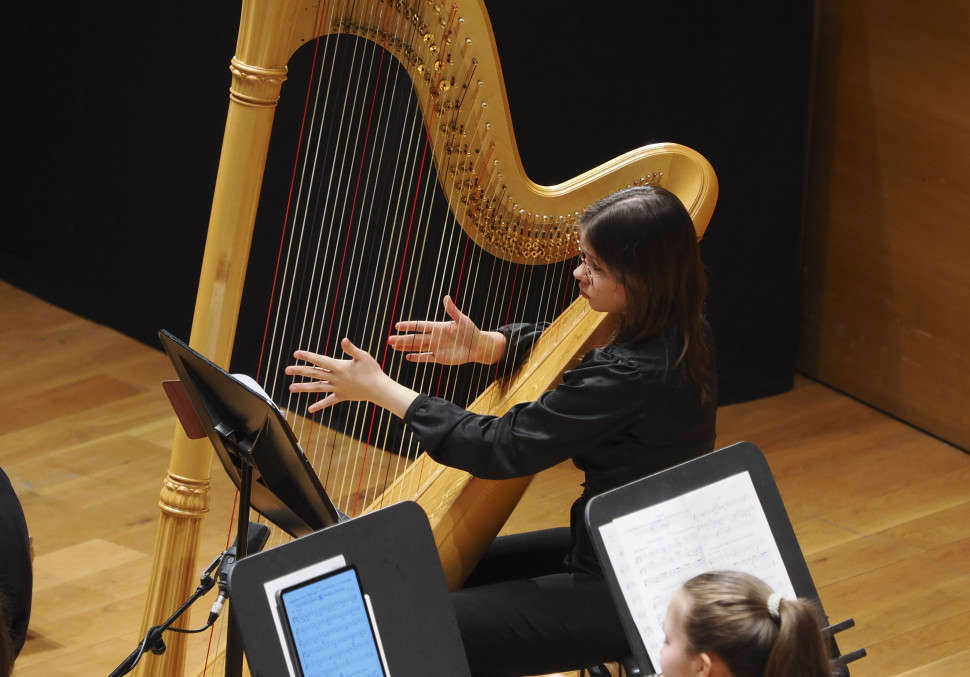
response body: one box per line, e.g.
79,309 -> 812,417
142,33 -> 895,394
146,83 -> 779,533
306,8 -> 427,507
200,3 -> 583,673
267,3 -> 450,511
247,0 -> 579,519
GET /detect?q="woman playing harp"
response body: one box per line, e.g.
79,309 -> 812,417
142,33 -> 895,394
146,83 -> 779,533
287,185 -> 717,676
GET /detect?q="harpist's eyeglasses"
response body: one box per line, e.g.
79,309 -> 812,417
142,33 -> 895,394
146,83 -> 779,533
578,248 -> 599,285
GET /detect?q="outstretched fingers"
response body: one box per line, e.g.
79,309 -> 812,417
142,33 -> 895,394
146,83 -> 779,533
286,339 -> 418,419
387,332 -> 431,351
286,350 -> 344,410
393,319 -> 436,334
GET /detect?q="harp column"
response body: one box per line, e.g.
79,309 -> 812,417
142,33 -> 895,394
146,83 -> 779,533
136,2 -> 302,675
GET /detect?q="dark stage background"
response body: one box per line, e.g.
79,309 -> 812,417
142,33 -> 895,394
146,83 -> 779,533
4,1 -> 816,406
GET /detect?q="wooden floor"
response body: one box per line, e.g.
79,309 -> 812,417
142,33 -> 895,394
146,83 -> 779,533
2,278 -> 968,677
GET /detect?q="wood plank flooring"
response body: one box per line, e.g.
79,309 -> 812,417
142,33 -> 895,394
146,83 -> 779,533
2,279 -> 968,676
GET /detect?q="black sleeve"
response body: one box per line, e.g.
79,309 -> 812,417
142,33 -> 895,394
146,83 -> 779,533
0,467 -> 31,658
495,322 -> 548,377
404,349 -> 660,479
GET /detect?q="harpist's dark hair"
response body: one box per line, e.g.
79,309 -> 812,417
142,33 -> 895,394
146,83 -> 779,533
579,185 -> 714,402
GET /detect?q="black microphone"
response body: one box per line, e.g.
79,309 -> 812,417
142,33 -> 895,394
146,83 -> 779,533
208,522 -> 271,624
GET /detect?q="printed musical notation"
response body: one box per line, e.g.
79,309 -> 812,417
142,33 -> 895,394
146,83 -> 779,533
265,554 -> 346,677
598,471 -> 796,671
281,568 -> 386,677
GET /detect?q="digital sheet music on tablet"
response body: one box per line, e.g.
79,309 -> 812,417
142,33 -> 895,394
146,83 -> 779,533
265,556 -> 390,677
597,470 -> 797,670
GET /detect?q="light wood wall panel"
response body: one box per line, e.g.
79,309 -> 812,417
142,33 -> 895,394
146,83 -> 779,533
798,0 -> 970,449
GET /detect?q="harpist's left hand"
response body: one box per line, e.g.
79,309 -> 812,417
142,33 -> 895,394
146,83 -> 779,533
286,338 -> 419,419
388,295 -> 505,366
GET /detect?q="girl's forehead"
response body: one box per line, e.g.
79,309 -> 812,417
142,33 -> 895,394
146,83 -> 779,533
666,589 -> 689,622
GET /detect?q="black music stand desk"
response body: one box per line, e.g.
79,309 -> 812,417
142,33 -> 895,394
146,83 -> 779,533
586,441 -> 863,676
158,329 -> 341,537
228,500 -> 471,677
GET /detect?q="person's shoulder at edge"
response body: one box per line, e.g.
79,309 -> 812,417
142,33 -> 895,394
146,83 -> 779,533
582,334 -> 670,375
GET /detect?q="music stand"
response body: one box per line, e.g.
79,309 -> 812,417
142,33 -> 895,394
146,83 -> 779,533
586,441 -> 865,676
228,501 -> 472,677
158,329 -> 343,675
159,329 -> 341,535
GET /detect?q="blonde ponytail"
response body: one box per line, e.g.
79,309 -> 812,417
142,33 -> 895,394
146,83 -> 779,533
679,571 -> 831,677
763,595 -> 831,677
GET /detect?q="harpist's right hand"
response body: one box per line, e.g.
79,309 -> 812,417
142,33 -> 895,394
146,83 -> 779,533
286,338 -> 419,419
388,295 -> 505,366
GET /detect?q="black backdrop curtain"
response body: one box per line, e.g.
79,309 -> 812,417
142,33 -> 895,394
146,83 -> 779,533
3,1 -> 816,406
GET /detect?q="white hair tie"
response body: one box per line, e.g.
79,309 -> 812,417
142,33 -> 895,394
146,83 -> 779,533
767,593 -> 784,620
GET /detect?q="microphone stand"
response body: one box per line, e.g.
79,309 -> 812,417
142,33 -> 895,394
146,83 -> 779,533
107,551 -> 223,677
107,520 -> 270,677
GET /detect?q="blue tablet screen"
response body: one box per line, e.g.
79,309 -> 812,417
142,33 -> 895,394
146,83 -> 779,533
278,566 -> 386,677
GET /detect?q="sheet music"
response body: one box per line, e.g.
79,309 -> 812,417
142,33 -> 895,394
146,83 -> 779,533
597,471 -> 796,670
279,570 -> 387,677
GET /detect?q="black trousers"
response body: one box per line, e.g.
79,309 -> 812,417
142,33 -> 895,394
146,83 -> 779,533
453,528 -> 629,677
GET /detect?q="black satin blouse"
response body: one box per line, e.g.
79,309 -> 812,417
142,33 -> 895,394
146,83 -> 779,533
403,326 -> 717,573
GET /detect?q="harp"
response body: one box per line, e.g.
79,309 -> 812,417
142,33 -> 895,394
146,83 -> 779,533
138,1 -> 717,675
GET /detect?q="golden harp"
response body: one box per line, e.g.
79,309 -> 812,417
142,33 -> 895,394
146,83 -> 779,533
137,1 -> 717,675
